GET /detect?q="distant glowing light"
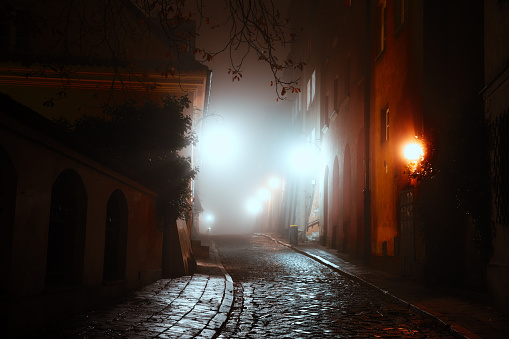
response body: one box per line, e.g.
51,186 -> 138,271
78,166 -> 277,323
204,213 -> 214,224
246,197 -> 263,215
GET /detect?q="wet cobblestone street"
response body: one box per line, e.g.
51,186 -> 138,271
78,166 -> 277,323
215,234 -> 455,338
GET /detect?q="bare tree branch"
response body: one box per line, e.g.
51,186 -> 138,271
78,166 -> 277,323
0,0 -> 303,104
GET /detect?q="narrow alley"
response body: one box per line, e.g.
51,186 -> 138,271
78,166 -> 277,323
30,233 -> 497,338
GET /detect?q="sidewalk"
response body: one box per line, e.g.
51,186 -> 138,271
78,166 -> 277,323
261,233 -> 509,339
36,241 -> 233,339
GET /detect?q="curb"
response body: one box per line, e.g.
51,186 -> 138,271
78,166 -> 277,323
207,240 -> 234,335
258,233 -> 469,339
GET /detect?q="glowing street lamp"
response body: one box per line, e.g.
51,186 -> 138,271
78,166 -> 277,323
201,119 -> 240,169
203,212 -> 214,232
403,138 -> 424,173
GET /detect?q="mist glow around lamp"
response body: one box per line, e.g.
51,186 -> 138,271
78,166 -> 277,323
287,143 -> 319,176
257,187 -> 271,201
202,212 -> 214,232
204,213 -> 214,224
268,176 -> 281,190
246,197 -> 263,215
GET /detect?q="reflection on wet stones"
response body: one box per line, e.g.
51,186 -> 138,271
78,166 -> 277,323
216,234 -> 455,339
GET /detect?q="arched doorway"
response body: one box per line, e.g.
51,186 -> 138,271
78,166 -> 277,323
0,145 -> 17,293
45,169 -> 87,286
321,167 -> 329,246
103,189 -> 128,281
343,145 -> 352,253
332,156 -> 340,249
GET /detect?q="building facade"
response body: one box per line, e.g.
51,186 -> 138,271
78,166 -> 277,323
484,0 -> 509,316
282,0 -> 507,314
0,0 -> 211,335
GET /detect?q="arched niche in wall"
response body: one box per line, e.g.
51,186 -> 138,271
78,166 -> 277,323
331,156 -> 340,249
342,144 -> 352,253
0,145 -> 17,293
321,166 -> 329,247
103,189 -> 128,282
45,169 -> 87,287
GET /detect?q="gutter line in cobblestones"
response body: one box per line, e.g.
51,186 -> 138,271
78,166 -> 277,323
258,233 -> 468,339
206,241 -> 234,336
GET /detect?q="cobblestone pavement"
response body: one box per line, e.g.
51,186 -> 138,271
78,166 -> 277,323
265,233 -> 509,339
31,242 -> 233,339
215,234 -> 456,338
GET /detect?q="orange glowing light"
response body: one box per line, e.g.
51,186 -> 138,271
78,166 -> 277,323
403,138 -> 425,174
403,142 -> 424,162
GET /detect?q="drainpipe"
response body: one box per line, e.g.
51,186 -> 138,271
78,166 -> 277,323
363,0 -> 372,265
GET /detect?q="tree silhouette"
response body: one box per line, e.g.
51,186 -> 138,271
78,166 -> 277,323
55,94 -> 197,221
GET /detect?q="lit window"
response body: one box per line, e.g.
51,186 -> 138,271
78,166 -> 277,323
322,93 -> 329,129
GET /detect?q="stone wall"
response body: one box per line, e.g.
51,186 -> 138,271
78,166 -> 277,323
0,94 -> 194,335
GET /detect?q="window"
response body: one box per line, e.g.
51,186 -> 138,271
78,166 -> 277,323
307,70 -> 317,111
322,94 -> 330,130
333,77 -> 339,113
311,70 -> 316,102
0,10 -> 31,55
345,57 -> 351,96
395,0 -> 408,32
0,12 -> 9,53
14,11 -> 30,53
307,79 -> 311,110
381,107 -> 389,143
377,1 -> 387,56
298,92 -> 302,113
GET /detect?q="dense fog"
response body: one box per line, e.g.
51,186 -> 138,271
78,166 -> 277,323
195,1 -> 291,234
